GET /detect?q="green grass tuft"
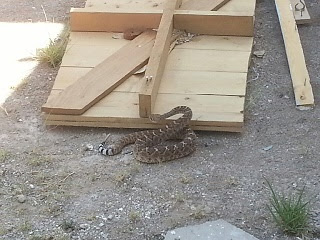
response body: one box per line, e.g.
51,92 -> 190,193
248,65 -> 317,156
265,179 -> 311,236
36,25 -> 69,68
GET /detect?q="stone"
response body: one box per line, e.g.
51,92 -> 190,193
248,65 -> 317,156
164,219 -> 260,240
17,194 -> 26,203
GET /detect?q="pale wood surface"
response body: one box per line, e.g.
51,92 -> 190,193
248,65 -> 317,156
53,68 -> 248,96
44,120 -> 243,132
290,0 -> 311,24
139,0 -> 182,118
70,8 -> 162,32
45,91 -> 244,127
85,0 -> 256,14
174,11 -> 254,37
275,0 -> 314,106
42,31 -> 156,115
42,0 -> 256,131
180,0 -> 231,11
166,49 -> 251,72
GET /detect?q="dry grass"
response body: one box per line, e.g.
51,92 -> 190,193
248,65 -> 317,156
36,25 -> 69,68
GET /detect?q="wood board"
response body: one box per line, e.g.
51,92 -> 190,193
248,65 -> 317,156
42,0 -> 256,132
42,31 -> 156,115
139,0 -> 182,117
275,0 -> 314,106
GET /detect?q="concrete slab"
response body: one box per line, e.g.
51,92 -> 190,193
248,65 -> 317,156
164,219 -> 260,240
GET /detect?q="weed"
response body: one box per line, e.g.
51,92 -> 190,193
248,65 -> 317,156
0,227 -> 8,236
60,219 -> 76,233
175,192 -> 186,203
28,155 -> 52,167
114,171 -> 130,184
0,149 -> 11,163
36,25 -> 69,68
191,206 -> 206,220
180,175 -> 192,184
19,221 -> 32,233
265,179 -> 311,236
128,211 -> 140,223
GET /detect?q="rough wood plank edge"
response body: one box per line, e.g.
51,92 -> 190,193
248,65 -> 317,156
43,120 -> 243,133
70,8 -> 162,32
174,11 -> 254,37
70,8 -> 254,37
139,0 -> 182,118
42,31 -> 156,115
180,0 -> 231,11
290,0 -> 311,24
275,0 -> 314,106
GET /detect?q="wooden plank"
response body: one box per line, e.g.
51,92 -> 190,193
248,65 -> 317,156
174,11 -> 254,36
174,35 -> 253,52
274,0 -> 314,106
180,0 -> 231,11
290,0 -> 311,24
219,0 -> 256,14
70,8 -> 162,32
45,90 -> 244,126
160,71 -> 247,96
52,67 -> 247,96
139,0 -> 182,118
44,120 -> 243,133
42,30 -> 156,115
85,0 -> 166,10
68,32 -> 129,46
61,45 -> 127,68
166,49 -> 251,73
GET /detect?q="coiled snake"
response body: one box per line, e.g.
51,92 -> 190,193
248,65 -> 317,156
98,106 -> 196,163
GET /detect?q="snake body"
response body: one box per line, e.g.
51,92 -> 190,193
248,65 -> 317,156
98,106 -> 196,163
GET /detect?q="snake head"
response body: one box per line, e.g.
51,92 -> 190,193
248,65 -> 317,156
149,114 -> 162,123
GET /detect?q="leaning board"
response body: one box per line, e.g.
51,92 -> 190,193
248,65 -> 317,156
43,0 -> 256,132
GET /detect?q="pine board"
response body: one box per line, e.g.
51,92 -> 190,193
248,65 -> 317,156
275,0 -> 314,106
42,31 -> 156,115
179,0 -> 231,11
85,0 -> 256,15
42,0 -> 256,132
44,91 -> 244,127
139,0 -> 182,117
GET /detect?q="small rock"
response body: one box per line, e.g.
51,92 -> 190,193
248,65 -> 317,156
107,214 -> 113,220
262,145 -> 273,152
17,118 -> 23,122
253,50 -> 265,58
99,223 -> 104,227
79,224 -> 89,230
17,194 -> 26,203
85,144 -> 94,151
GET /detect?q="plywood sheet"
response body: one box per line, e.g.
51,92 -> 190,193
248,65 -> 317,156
44,91 -> 244,127
85,0 -> 256,14
166,48 -> 251,72
43,31 -> 156,115
42,0 -> 256,132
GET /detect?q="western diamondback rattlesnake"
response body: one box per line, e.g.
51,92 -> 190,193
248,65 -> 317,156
98,106 -> 197,163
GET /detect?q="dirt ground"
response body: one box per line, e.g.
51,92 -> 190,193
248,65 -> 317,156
0,0 -> 320,239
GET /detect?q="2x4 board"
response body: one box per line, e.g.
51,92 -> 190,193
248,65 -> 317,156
42,0 -> 256,132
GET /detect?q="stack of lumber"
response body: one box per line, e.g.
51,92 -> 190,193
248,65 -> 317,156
42,0 -> 257,132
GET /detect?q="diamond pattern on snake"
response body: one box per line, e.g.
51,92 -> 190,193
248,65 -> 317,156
98,106 -> 197,163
